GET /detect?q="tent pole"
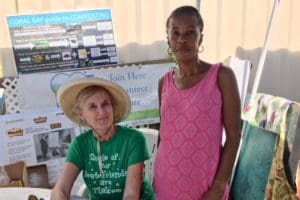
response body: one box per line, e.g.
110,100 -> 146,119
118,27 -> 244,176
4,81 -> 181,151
196,0 -> 202,11
251,0 -> 281,97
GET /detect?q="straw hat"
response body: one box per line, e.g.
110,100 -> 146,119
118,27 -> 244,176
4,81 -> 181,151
57,77 -> 131,126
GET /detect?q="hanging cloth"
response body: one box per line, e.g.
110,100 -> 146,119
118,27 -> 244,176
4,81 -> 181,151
262,99 -> 298,199
242,93 -> 298,199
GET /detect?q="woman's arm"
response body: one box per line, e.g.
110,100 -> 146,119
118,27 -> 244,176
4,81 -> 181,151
51,162 -> 80,200
157,77 -> 163,146
123,162 -> 144,200
204,66 -> 241,199
158,77 -> 163,108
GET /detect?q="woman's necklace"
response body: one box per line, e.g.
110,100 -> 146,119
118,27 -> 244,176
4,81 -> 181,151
176,69 -> 202,80
95,125 -> 116,175
97,141 -> 104,174
93,125 -> 115,142
176,62 -> 207,80
177,71 -> 200,80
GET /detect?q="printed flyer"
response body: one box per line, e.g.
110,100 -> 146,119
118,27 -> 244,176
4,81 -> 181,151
0,108 -> 80,185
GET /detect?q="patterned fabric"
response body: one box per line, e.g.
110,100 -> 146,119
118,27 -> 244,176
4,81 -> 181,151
286,103 -> 300,183
153,64 -> 229,200
242,93 -> 298,200
242,93 -> 292,134
264,108 -> 298,200
296,163 -> 300,199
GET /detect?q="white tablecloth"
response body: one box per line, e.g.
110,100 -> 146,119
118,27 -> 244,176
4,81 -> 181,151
0,187 -> 51,200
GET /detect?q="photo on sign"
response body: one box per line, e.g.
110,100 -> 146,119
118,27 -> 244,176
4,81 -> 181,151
33,128 -> 76,163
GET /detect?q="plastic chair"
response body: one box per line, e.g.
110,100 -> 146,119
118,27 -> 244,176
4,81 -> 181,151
137,128 -> 159,184
76,183 -> 89,199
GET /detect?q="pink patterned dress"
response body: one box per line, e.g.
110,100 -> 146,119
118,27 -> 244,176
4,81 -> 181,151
153,64 -> 229,200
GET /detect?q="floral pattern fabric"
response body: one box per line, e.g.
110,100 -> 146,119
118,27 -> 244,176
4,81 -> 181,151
242,93 -> 292,134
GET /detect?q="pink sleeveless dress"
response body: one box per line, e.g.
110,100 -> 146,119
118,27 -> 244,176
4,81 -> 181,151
153,64 -> 229,200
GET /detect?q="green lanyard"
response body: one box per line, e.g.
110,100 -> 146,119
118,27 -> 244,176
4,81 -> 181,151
97,141 -> 104,174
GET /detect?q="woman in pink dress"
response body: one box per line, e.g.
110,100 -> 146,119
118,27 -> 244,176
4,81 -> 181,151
153,5 -> 241,200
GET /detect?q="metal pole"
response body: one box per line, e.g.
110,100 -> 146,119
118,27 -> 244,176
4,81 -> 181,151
197,0 -> 201,11
250,0 -> 281,97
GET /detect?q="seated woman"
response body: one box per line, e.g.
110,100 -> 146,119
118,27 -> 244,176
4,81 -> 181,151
51,77 -> 154,200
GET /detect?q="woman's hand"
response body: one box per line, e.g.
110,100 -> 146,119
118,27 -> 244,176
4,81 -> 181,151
50,163 -> 80,200
202,180 -> 227,200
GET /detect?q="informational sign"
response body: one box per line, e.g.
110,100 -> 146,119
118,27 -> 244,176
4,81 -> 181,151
0,108 -> 80,185
6,9 -> 118,74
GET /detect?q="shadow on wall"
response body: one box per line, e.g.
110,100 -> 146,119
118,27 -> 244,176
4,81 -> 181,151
236,47 -> 300,103
117,40 -> 169,64
0,47 -> 17,78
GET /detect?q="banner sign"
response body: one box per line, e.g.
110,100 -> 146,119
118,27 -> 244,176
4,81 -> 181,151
17,63 -> 172,126
6,9 -> 118,74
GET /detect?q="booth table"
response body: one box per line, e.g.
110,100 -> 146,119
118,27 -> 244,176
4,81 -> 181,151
0,187 -> 87,200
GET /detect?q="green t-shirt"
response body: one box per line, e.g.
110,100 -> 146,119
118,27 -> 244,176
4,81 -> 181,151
66,125 -> 155,200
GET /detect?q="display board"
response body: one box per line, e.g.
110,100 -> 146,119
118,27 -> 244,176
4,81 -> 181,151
6,9 -> 118,74
0,108 -> 80,186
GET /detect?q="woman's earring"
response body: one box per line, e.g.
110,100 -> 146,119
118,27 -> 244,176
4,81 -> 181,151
198,45 -> 204,53
167,47 -> 177,64
80,117 -> 86,122
167,47 -> 173,56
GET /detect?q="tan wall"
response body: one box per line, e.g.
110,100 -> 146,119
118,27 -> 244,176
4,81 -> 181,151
201,0 -> 300,102
1,0 -> 299,101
